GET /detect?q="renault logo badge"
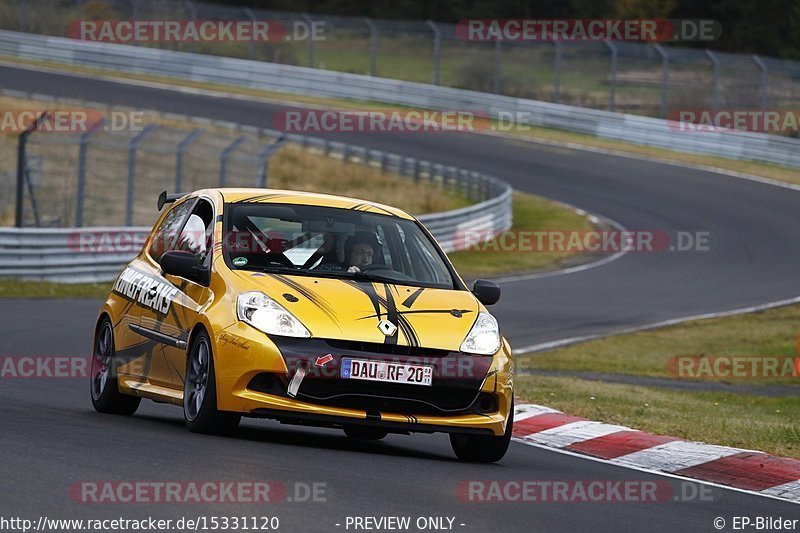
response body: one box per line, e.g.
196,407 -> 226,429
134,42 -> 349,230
377,320 -> 397,336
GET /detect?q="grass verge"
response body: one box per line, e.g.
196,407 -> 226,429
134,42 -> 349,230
515,375 -> 800,459
516,303 -> 800,458
448,192 -> 592,278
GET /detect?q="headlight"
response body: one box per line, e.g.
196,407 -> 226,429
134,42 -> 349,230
460,312 -> 501,355
237,291 -> 311,338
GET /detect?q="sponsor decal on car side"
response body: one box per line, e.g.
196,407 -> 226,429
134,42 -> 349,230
113,267 -> 179,314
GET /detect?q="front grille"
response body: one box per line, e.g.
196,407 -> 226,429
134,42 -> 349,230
323,339 -> 450,358
247,337 -> 493,416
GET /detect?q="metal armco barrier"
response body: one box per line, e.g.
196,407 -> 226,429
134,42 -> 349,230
0,30 -> 798,168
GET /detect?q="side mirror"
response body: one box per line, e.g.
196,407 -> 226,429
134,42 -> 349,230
472,279 -> 501,306
160,250 -> 209,285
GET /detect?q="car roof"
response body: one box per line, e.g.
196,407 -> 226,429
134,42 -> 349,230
208,188 -> 414,220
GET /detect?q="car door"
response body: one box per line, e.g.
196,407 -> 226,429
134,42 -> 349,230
145,197 -> 215,391
123,197 -> 196,390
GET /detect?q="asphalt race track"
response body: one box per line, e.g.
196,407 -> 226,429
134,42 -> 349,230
1,65 -> 799,530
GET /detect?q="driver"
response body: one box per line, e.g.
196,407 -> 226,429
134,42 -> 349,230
344,231 -> 380,273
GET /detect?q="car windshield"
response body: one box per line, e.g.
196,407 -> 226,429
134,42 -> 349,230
224,203 -> 457,289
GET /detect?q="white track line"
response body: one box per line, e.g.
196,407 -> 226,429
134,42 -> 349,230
514,295 -> 800,354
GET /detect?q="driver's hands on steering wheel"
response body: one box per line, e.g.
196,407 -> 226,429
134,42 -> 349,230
347,265 -> 361,273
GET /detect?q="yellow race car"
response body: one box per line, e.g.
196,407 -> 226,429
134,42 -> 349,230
90,188 -> 514,462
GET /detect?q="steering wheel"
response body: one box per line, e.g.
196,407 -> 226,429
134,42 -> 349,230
263,252 -> 294,268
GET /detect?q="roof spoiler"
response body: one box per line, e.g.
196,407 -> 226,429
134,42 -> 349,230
157,191 -> 186,211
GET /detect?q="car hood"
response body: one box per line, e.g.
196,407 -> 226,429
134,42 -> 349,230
231,271 -> 481,352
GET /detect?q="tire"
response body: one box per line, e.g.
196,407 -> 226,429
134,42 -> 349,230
343,425 -> 388,440
450,400 -> 513,463
184,330 -> 241,435
90,317 -> 141,416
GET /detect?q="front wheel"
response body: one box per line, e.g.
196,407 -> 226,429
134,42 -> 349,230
184,330 -> 241,435
450,400 -> 513,463
90,317 -> 141,416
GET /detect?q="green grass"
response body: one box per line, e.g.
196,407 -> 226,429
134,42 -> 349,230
515,303 -> 800,458
518,303 -> 800,384
515,375 -> 800,459
0,279 -> 110,298
448,191 -> 593,278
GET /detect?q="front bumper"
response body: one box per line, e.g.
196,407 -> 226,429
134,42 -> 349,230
213,322 -> 514,436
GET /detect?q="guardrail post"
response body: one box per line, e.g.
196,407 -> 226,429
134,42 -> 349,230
301,13 -> 315,67
364,18 -> 377,76
706,49 -> 721,110
493,40 -> 502,94
175,129 -> 202,193
603,41 -> 618,112
75,130 -> 93,227
257,135 -> 286,187
126,124 -> 157,227
653,44 -> 669,118
218,136 -> 246,187
553,40 -> 562,103
752,55 -> 768,113
15,111 -> 49,228
426,20 -> 441,85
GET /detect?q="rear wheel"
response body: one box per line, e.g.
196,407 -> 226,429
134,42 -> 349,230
90,317 -> 141,415
343,426 -> 388,440
450,400 -> 513,463
184,330 -> 241,435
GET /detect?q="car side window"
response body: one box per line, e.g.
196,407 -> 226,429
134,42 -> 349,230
176,200 -> 214,262
148,200 -> 194,263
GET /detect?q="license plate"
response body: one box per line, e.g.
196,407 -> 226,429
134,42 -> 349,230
341,358 -> 433,387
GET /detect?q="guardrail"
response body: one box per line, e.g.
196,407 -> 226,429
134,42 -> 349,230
0,30 -> 798,168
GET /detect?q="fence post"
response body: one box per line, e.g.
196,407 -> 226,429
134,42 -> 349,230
364,18 -> 377,76
15,111 -> 49,228
426,20 -> 441,85
653,44 -> 669,118
553,40 -> 562,103
75,130 -> 93,227
175,129 -> 202,193
301,13 -> 315,67
126,124 -> 157,227
705,49 -> 721,110
492,40 -> 502,94
604,40 -> 618,112
243,8 -> 257,60
752,55 -> 768,113
218,136 -> 245,187
258,135 -> 287,187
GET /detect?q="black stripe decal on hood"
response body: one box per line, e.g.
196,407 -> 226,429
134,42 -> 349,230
271,274 -> 339,326
401,288 -> 425,308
